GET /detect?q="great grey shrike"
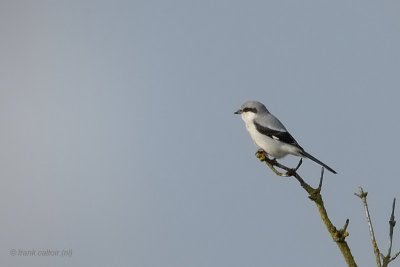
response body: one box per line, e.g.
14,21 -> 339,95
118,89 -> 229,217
235,101 -> 336,174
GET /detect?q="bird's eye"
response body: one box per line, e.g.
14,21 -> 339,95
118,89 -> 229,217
243,107 -> 257,113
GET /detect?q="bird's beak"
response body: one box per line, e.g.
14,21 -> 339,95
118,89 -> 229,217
234,109 -> 242,115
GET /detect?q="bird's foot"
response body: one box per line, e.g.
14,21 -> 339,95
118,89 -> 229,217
255,149 -> 267,161
255,150 -> 295,177
255,150 -> 280,166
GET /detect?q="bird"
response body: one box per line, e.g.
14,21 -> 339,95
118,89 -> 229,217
235,101 -> 336,174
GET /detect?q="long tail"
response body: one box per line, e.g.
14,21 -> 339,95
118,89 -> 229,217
300,150 -> 337,174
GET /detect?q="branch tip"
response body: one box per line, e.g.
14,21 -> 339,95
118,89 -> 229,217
355,187 -> 368,199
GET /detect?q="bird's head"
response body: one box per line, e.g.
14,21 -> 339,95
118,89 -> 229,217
234,101 -> 268,122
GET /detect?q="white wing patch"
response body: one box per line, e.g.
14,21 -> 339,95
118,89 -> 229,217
271,135 -> 280,140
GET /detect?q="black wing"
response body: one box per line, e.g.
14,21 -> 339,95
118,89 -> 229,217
254,121 -> 302,149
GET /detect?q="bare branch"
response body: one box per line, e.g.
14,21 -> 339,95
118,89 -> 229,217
355,187 -> 381,267
256,150 -> 357,267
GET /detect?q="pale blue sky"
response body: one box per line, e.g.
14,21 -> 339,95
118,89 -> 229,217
1,1 -> 400,266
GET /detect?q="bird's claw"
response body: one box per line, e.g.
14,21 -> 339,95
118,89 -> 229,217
255,149 -> 267,160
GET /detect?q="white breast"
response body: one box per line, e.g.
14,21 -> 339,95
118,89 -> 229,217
245,121 -> 299,159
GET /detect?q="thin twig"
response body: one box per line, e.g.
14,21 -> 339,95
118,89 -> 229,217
317,167 -> 324,191
342,219 -> 350,233
391,251 -> 400,262
387,199 -> 396,258
355,187 -> 381,267
382,198 -> 397,267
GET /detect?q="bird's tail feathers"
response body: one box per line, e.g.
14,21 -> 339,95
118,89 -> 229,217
300,150 -> 337,174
